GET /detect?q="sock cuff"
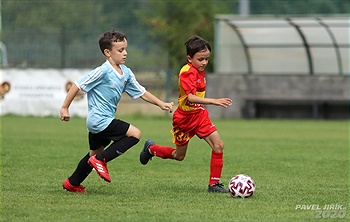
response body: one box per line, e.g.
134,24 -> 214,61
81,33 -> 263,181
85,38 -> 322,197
211,150 -> 223,159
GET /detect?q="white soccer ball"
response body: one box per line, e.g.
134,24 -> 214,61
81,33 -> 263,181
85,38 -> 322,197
228,174 -> 256,198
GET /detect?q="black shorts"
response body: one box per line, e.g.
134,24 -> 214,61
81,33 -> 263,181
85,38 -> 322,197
88,119 -> 130,150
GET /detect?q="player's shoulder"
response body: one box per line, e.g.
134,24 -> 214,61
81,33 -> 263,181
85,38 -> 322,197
180,63 -> 191,73
179,63 -> 197,77
100,62 -> 112,73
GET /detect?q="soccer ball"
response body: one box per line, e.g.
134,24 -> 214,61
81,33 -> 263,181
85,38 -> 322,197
228,174 -> 256,198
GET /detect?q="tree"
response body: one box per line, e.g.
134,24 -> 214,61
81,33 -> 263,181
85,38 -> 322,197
136,0 -> 235,72
2,0 -> 105,31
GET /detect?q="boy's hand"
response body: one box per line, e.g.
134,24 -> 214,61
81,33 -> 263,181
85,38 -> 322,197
215,98 -> 232,108
60,107 -> 71,121
161,102 -> 174,113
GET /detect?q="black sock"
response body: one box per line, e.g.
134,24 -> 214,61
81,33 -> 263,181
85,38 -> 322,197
68,153 -> 93,186
97,136 -> 139,162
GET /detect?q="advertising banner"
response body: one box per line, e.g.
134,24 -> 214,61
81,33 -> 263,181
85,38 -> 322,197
1,69 -> 89,117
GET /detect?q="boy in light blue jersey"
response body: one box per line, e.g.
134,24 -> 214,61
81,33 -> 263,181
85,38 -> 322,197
60,31 -> 173,193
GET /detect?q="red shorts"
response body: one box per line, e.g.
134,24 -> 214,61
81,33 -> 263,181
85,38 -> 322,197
171,108 -> 217,146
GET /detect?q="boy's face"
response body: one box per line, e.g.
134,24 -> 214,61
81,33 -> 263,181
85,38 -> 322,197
104,38 -> 128,65
187,48 -> 210,72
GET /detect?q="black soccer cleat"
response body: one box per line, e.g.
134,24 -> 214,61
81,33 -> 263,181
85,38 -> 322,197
140,140 -> 155,165
208,182 -> 229,193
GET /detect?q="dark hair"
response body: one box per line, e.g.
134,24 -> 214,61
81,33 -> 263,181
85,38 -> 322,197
98,31 -> 127,55
184,35 -> 211,58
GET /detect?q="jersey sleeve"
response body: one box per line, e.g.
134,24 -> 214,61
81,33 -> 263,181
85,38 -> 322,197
124,69 -> 146,99
179,70 -> 197,95
75,67 -> 103,93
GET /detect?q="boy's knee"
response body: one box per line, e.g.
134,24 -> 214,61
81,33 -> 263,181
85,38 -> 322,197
213,141 -> 224,152
127,126 -> 141,139
134,129 -> 141,139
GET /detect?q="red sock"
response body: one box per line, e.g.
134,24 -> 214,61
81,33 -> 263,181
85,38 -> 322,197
149,144 -> 175,159
209,151 -> 223,186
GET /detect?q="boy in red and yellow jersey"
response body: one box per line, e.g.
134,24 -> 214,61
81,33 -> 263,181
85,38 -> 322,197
140,35 -> 232,192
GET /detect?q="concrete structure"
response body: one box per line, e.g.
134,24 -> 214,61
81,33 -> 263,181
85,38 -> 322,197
206,74 -> 348,119
208,15 -> 349,119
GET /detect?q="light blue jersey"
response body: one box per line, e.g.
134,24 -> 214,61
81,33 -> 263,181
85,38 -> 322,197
75,60 -> 146,133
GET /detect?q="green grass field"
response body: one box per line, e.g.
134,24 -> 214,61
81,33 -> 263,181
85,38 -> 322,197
1,115 -> 349,221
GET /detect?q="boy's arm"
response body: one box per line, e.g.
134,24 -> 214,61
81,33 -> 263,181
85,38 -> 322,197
187,93 -> 232,108
60,83 -> 80,121
140,91 -> 174,113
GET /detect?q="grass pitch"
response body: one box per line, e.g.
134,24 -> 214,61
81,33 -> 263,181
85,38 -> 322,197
1,115 -> 349,221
